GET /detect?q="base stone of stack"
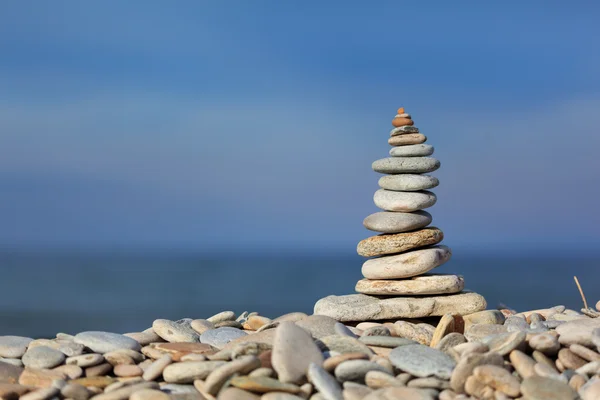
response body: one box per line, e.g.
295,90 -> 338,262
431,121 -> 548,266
388,134 -> 426,146
355,274 -> 464,296
357,227 -> 443,257
314,292 -> 487,322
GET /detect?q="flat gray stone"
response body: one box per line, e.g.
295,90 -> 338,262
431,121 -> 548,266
200,327 -> 247,349
483,331 -> 526,356
434,332 -> 467,353
355,274 -> 463,296
358,336 -> 416,348
314,292 -> 487,322
520,376 -> 578,400
389,344 -> 455,379
363,211 -> 432,234
317,336 -> 372,355
272,322 -> 324,384
556,319 -> 600,347
334,360 -> 390,383
373,190 -> 437,212
357,227 -> 443,258
390,126 -> 419,136
308,363 -> 343,400
334,323 -> 358,339
22,346 -> 65,369
295,315 -> 338,339
0,336 -> 33,358
361,246 -> 451,279
162,361 -> 227,383
389,144 -> 433,157
152,319 -> 200,343
74,331 -> 141,354
378,174 -> 439,191
372,157 -> 440,174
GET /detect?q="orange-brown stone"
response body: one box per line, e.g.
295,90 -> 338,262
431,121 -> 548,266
392,117 -> 414,127
18,368 -> 66,388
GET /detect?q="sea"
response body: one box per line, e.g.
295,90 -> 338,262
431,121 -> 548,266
1,251 -> 598,338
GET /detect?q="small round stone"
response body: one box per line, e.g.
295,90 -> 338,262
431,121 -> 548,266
389,144 -> 434,157
388,134 -> 427,146
373,189 -> 437,212
355,274 -> 463,296
391,117 -> 414,127
378,174 -> 439,191
334,360 -> 390,383
520,376 -> 578,400
372,157 -> 440,174
0,336 -> 34,358
529,333 -> 560,355
22,346 -> 66,369
363,211 -> 432,234
152,320 -> 200,343
361,246 -> 452,279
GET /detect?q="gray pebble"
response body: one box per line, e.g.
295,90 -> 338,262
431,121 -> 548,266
334,360 -> 390,383
359,336 -> 416,348
152,319 -> 200,343
334,323 -> 358,339
389,344 -> 456,379
74,331 -> 141,354
22,346 -> 65,369
200,327 -> 247,349
0,336 -> 33,358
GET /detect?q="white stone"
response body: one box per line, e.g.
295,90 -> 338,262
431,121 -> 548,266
361,246 -> 451,279
373,189 -> 437,212
378,174 -> 439,191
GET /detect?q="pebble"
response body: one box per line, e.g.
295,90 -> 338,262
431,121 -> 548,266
104,349 -> 143,365
0,336 -> 33,358
363,387 -> 436,400
18,367 -> 66,388
334,360 -> 390,383
74,332 -> 141,354
593,328 -> 600,350
373,189 -> 437,212
334,323 -> 358,338
464,323 -> 508,342
207,311 -> 236,323
434,333 -> 467,353
66,353 -> 104,368
220,387 -> 260,400
378,174 -> 439,192
372,157 -> 440,174
28,339 -> 85,357
556,319 -> 600,347
391,117 -> 414,127
357,228 -> 443,258
533,362 -> 563,380
357,274 -> 463,297
113,364 -> 143,377
204,355 -> 261,396
364,370 -> 402,389
162,361 -> 226,383
318,335 -> 372,355
390,125 -> 419,135
152,320 -> 200,343
558,348 -> 587,369
0,357 -> 23,367
389,144 -> 433,157
472,364 -> 520,397
504,315 -> 529,332
361,326 -> 390,337
53,364 -> 83,379
570,343 -> 600,361
295,315 -> 339,339
89,382 -> 159,400
509,349 -> 536,379
429,314 -> 456,348
520,376 -> 578,400
393,322 -> 435,345
389,344 -> 455,379
462,310 -> 505,330
229,375 -> 301,394
483,331 -> 526,355
124,330 -> 162,347
272,322 -> 324,384
85,362 -> 112,377
363,211 -> 432,234
142,354 -> 172,381
189,320 -> 214,334
261,393 -> 304,400
200,327 -> 247,349
450,351 -> 504,393
361,246 -> 452,279
314,292 -> 487,321
529,333 -> 560,355
130,389 -> 170,400
388,133 -> 427,146
323,353 -> 369,372
580,378 -> 600,400
20,387 -> 60,400
60,382 -> 92,399
22,346 -> 65,369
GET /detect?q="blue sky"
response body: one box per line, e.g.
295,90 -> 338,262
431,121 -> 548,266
1,1 -> 599,253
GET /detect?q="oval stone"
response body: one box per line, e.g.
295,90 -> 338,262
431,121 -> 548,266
388,134 -> 427,146
357,227 -> 443,258
373,189 -> 437,212
389,144 -> 433,157
363,211 -> 432,234
361,246 -> 451,279
355,275 -> 464,296
372,157 -> 440,174
74,332 -> 141,354
390,126 -> 420,136
378,174 -> 439,191
389,344 -> 456,379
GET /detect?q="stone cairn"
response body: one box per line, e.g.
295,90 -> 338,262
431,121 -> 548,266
315,108 -> 487,322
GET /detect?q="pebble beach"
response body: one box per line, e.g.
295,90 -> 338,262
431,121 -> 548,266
1,109 -> 598,400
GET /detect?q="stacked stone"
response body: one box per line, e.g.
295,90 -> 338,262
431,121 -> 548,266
314,108 -> 486,321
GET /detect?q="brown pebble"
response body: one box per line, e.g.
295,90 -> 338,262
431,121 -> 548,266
558,348 -> 587,370
509,350 -> 537,379
392,117 -> 414,127
114,364 -> 143,377
364,370 -> 401,389
473,365 -> 520,397
532,350 -> 558,371
85,363 -> 112,377
53,364 -> 83,380
569,344 -> 600,362
18,368 -> 66,389
388,134 -> 427,146
244,316 -> 272,330
569,374 -> 587,392
430,314 -> 455,348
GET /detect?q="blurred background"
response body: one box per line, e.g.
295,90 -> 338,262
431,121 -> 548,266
1,2 -> 599,337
